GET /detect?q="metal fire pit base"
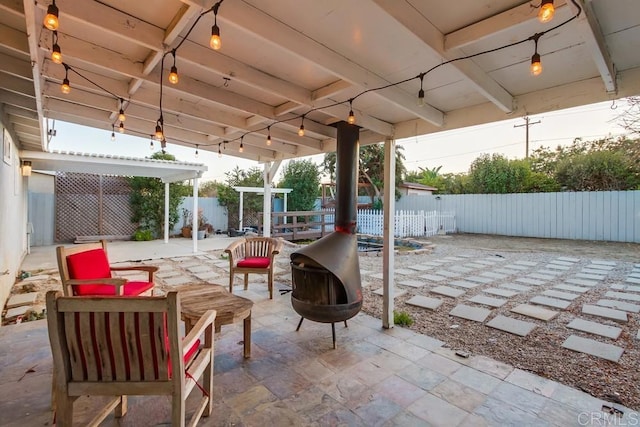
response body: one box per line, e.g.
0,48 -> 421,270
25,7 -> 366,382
295,317 -> 348,349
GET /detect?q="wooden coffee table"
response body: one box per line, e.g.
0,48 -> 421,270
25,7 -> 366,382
177,284 -> 253,358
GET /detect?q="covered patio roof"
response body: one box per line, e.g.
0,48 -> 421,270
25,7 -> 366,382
20,149 -> 207,183
0,0 -> 638,162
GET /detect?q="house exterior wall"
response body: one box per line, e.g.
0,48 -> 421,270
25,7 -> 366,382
0,121 -> 28,314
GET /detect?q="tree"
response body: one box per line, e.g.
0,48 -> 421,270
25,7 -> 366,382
322,143 -> 406,204
197,180 -> 220,197
616,96 -> 640,135
128,152 -> 190,238
468,154 -> 536,194
554,150 -> 639,191
278,159 -> 320,211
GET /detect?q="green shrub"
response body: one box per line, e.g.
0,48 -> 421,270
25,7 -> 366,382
393,310 -> 413,327
133,229 -> 154,241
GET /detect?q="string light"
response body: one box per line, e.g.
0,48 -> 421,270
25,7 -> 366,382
538,0 -> 555,23
43,0 -> 59,31
298,115 -> 305,137
530,35 -> 543,76
209,1 -> 223,50
118,99 -> 126,122
218,144 -> 222,157
118,122 -> 125,133
417,73 -> 425,107
169,50 -> 179,84
110,124 -> 115,141
266,126 -> 272,146
347,99 -> 356,124
239,136 -> 244,153
51,31 -> 62,64
154,116 -> 164,140
61,64 -> 70,94
195,144 -> 199,158
150,139 -> 154,150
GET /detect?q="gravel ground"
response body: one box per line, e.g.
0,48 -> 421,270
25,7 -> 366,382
355,234 -> 640,411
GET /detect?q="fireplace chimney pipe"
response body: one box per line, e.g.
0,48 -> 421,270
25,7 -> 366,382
334,121 -> 359,234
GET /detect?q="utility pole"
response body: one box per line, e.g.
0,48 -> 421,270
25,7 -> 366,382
514,116 -> 541,158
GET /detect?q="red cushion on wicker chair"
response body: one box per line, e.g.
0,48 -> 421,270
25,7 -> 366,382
237,257 -> 270,268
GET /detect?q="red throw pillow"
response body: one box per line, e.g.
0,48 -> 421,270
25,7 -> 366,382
237,257 -> 270,268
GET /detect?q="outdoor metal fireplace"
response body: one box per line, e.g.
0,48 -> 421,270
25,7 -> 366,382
290,121 -> 362,348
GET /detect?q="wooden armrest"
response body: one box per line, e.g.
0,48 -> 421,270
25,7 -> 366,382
110,265 -> 159,273
224,239 -> 246,264
183,309 -> 216,351
66,278 -> 127,294
271,238 -> 283,256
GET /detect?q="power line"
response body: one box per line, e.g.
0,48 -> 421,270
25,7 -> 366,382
514,116 -> 541,158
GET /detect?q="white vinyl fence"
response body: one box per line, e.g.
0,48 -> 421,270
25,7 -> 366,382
357,209 -> 456,238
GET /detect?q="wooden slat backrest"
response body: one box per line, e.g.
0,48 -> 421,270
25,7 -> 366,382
56,240 -> 109,296
244,237 -> 273,258
48,292 -> 181,385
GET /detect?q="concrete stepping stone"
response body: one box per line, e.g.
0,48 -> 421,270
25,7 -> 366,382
557,257 -> 580,262
484,288 -> 517,298
605,291 -> 640,302
188,265 -> 215,274
465,263 -> 489,269
156,270 -> 182,278
369,272 -> 384,279
545,264 -> 571,271
550,260 -> 575,266
6,292 -> 38,308
562,335 -> 623,362
537,269 -> 561,276
448,266 -> 473,274
527,273 -> 556,281
5,306 -> 29,319
442,256 -> 466,262
591,260 -> 616,266
486,315 -> 536,337
423,261 -> 445,267
431,286 -> 465,298
610,284 -> 640,292
576,273 -> 605,281
195,272 -> 220,281
503,264 -> 529,271
530,296 -> 571,310
542,290 -> 579,301
468,295 -> 507,308
596,299 -> 640,313
480,272 -> 508,280
511,304 -> 558,321
449,304 -> 491,322
373,287 -> 407,298
20,274 -> 51,282
465,276 -> 493,284
567,318 -> 622,339
582,305 -> 627,322
407,264 -> 435,272
394,268 -> 415,275
566,278 -> 598,287
586,264 -> 615,271
449,280 -> 481,289
515,261 -> 538,267
164,276 -> 193,286
406,295 -> 442,310
515,278 -> 546,286
475,260 -> 497,266
626,277 -> 640,285
628,272 -> 640,279
554,284 -> 590,293
494,268 -> 519,275
582,269 -> 609,276
398,279 -> 426,288
501,283 -> 531,292
435,270 -> 462,278
637,330 -> 640,340
419,274 -> 448,282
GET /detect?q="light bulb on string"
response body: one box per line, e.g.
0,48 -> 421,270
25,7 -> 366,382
266,126 -> 272,146
298,115 -> 305,137
118,122 -> 125,133
209,1 -> 222,50
538,0 -> 555,23
347,99 -> 355,124
530,36 -> 542,76
168,51 -> 179,84
195,144 -> 199,158
51,31 -> 62,64
118,99 -> 126,122
61,65 -> 71,94
110,125 -> 115,141
154,116 -> 163,140
150,139 -> 154,151
43,0 -> 59,31
239,136 -> 244,153
218,144 -> 222,158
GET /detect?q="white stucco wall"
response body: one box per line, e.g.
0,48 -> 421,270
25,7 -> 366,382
0,121 -> 28,315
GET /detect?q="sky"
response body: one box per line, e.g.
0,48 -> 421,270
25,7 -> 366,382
48,98 -> 631,183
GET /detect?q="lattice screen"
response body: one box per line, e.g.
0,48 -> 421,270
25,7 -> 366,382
55,173 -> 137,242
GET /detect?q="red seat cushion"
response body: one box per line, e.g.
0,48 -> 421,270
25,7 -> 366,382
237,257 -> 270,268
